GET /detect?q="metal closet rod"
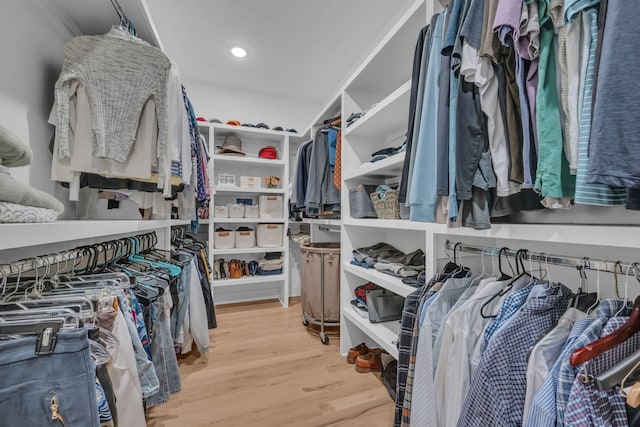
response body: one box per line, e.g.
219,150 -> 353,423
0,232 -> 158,277
444,240 -> 639,275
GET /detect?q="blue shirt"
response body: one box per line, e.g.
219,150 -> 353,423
524,316 -> 594,427
555,299 -> 631,425
409,11 -> 446,222
457,284 -> 573,426
484,283 -> 535,345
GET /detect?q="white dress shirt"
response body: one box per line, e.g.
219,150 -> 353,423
433,277 -> 512,427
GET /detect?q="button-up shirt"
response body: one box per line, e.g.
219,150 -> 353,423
524,316 -> 595,427
484,281 -> 535,345
404,274 -> 475,426
565,316 -> 640,426
556,299 -> 631,425
434,278 -> 512,427
523,308 -> 586,422
457,284 -> 573,427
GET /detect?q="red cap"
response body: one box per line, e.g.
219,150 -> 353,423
196,116 -> 208,122
259,146 -> 277,160
226,120 -> 241,126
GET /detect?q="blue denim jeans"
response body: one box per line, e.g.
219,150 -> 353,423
171,259 -> 192,343
146,295 -> 182,408
118,294 -> 160,399
0,329 -> 99,426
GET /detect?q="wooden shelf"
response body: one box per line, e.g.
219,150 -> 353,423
344,80 -> 411,139
212,155 -> 285,165
213,218 -> 286,224
343,152 -> 405,182
212,275 -> 285,287
212,246 -> 285,255
343,263 -> 416,298
0,220 -> 189,251
342,307 -> 400,359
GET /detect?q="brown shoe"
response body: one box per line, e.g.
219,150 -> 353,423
355,348 -> 383,373
347,343 -> 370,364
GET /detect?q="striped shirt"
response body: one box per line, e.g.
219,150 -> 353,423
570,6 -> 626,205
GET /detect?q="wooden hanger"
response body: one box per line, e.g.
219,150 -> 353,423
570,295 -> 640,366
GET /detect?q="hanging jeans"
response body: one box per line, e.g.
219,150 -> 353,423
0,329 -> 100,427
146,295 -> 182,408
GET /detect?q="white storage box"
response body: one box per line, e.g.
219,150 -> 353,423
256,223 -> 283,247
240,176 -> 262,188
259,195 -> 283,218
235,228 -> 256,248
244,204 -> 260,218
214,205 -> 229,218
214,229 -> 235,249
228,203 -> 245,218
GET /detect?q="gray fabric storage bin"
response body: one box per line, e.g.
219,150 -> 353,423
349,185 -> 378,218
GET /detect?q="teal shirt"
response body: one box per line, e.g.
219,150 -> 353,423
533,0 -> 576,198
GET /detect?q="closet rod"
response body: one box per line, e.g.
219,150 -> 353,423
0,232 -> 157,278
445,240 -> 640,276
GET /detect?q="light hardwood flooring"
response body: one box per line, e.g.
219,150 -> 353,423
147,299 -> 394,427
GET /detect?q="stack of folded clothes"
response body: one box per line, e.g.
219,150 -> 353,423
0,125 -> 64,222
351,243 -> 424,278
370,141 -> 406,163
258,252 -> 284,275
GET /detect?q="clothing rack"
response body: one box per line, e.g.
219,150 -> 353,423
0,231 -> 158,282
445,240 -> 640,277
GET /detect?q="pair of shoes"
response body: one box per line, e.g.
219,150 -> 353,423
355,348 -> 384,373
347,342 -> 369,364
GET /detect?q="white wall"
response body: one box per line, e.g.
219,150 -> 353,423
0,2 -> 75,218
183,80 -> 320,133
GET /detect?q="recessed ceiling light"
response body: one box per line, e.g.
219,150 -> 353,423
230,47 -> 247,58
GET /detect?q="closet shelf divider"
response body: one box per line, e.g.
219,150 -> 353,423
344,79 -> 411,139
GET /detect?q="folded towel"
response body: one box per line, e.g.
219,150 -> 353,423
0,200 -> 58,223
0,124 -> 32,167
0,167 -> 64,213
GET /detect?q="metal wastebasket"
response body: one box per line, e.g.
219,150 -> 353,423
300,242 -> 340,344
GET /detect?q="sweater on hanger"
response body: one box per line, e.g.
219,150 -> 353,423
54,27 -> 171,172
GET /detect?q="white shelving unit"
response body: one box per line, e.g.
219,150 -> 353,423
199,122 -> 290,307
334,0 -> 640,361
337,0 -> 428,357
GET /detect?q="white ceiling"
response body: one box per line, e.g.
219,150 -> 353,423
146,1 -> 416,105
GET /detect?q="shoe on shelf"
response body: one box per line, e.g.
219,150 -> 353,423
355,348 -> 384,373
347,343 -> 370,364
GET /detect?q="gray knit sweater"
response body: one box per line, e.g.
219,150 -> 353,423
54,28 -> 171,167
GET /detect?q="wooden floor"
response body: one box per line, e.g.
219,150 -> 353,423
147,299 -> 394,427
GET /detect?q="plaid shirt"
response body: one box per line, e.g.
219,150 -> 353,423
564,316 -> 640,426
394,279 -> 438,427
556,299 -> 630,425
457,284 -> 572,427
524,316 -> 595,427
483,283 -> 535,345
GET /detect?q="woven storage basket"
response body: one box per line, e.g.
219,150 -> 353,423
370,189 -> 400,219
